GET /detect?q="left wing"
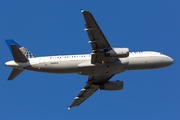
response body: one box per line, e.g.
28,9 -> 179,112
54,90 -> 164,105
68,75 -> 114,109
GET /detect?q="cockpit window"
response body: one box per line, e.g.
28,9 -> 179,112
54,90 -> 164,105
160,53 -> 164,55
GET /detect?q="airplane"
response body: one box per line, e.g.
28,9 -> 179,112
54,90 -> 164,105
5,10 -> 174,109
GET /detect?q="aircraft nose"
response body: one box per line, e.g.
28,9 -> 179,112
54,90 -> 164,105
170,57 -> 174,65
166,57 -> 174,66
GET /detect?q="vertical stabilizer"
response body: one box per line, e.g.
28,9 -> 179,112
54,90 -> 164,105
6,39 -> 35,58
8,68 -> 24,80
10,45 -> 28,62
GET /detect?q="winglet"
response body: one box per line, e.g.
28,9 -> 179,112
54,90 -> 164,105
81,10 -> 85,13
81,9 -> 88,13
80,9 -> 85,13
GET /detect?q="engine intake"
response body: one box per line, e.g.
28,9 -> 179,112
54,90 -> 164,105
100,80 -> 123,91
106,48 -> 129,58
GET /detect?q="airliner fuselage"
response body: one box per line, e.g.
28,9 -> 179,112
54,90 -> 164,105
5,51 -> 174,76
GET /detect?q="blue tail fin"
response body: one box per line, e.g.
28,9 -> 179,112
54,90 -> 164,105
6,39 -> 35,58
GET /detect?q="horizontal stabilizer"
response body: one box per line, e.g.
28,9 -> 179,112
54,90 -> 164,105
11,44 -> 28,62
8,68 -> 24,80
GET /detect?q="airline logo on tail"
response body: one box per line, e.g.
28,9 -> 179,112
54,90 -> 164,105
6,39 -> 35,58
19,47 -> 35,58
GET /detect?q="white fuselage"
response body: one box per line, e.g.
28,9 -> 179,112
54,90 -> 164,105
5,51 -> 174,76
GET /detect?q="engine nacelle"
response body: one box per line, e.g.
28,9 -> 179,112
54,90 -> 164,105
106,48 -> 129,58
100,80 -> 123,91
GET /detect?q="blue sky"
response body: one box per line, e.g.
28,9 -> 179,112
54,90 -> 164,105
0,0 -> 179,120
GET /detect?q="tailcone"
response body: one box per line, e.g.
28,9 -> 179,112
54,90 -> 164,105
5,61 -> 18,67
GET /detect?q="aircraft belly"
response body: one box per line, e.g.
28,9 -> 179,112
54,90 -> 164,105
25,61 -> 81,74
78,58 -> 128,76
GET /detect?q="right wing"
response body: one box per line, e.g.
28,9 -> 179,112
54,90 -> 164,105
68,74 -> 114,109
81,10 -> 118,63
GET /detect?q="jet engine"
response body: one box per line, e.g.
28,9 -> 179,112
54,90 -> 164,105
106,48 -> 129,58
100,80 -> 123,91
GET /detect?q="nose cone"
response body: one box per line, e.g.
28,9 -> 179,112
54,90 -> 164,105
166,57 -> 174,66
170,57 -> 174,65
